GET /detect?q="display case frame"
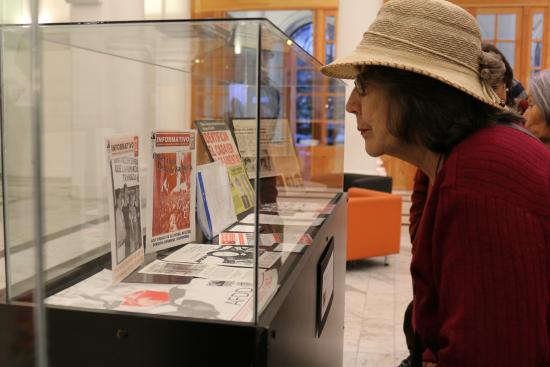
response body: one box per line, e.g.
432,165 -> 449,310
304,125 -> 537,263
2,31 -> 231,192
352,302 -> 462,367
0,17 -> 347,366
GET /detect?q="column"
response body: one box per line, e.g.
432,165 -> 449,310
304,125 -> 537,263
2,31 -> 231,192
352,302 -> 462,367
337,0 -> 383,175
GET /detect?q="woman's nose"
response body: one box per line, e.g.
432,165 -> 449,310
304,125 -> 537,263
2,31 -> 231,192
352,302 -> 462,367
346,88 -> 360,115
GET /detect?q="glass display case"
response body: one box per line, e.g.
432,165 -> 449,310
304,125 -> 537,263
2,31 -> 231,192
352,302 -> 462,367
1,18 -> 347,366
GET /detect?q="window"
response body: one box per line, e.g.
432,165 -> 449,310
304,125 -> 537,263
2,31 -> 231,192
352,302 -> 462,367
528,11 -> 545,80
477,10 -> 520,71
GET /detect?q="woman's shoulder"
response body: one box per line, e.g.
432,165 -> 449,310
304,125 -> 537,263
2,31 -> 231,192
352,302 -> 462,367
451,124 -> 550,165
439,125 -> 550,212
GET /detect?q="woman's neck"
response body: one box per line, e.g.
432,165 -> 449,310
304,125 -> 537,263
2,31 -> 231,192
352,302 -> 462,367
388,144 -> 443,182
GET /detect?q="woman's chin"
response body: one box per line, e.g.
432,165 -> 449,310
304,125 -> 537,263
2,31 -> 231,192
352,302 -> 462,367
364,141 -> 382,157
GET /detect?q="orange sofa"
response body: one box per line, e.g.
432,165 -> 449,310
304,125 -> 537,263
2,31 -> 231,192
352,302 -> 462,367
347,187 -> 402,262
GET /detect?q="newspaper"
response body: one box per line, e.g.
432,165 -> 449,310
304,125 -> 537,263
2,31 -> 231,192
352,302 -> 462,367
163,243 -> 281,269
240,213 -> 325,227
146,130 -> 196,253
106,135 -> 145,283
227,164 -> 255,215
139,260 -> 256,283
261,200 -> 334,216
268,144 -> 303,188
232,119 -> 300,179
197,161 -> 237,239
226,224 -> 255,233
195,120 -> 242,166
46,269 -> 278,322
219,232 -> 253,246
196,120 -> 255,215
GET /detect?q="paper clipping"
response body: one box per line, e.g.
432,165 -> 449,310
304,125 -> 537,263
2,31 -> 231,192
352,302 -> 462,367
196,120 -> 255,215
164,243 -> 281,269
146,130 -> 197,253
232,118 -> 302,181
139,260 -> 256,283
106,135 -> 145,283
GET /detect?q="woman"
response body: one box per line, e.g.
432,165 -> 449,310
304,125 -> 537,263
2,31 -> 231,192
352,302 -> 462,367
481,43 -> 528,113
525,70 -> 550,148
321,0 -> 550,366
401,43 -> 521,367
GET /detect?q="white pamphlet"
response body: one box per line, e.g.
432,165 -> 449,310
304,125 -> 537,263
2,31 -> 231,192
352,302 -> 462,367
196,161 -> 237,239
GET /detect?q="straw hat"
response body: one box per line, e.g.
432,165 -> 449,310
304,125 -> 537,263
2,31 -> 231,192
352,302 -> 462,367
320,0 -> 504,109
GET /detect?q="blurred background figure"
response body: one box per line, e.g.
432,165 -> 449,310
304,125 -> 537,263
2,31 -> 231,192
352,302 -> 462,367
482,43 -> 528,114
525,70 -> 550,148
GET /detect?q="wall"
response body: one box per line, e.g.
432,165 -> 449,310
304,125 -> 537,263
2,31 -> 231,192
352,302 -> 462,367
337,0 -> 383,175
4,0 -> 193,199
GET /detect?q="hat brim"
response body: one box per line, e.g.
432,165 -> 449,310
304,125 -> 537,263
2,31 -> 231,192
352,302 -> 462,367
321,44 -> 505,110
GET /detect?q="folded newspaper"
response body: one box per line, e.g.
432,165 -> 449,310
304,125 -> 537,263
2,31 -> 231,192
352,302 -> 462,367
139,260 -> 258,283
46,269 -> 278,322
163,243 -> 281,269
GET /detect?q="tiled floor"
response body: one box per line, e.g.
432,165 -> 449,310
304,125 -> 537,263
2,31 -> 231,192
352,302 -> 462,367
344,196 -> 413,366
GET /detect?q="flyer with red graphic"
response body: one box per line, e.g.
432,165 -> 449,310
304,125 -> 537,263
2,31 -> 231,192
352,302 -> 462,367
106,135 -> 145,283
146,130 -> 196,253
46,268 -> 278,322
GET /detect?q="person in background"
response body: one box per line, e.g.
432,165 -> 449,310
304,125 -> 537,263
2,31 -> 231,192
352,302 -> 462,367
321,0 -> 550,365
480,43 -> 528,114
525,70 -> 550,148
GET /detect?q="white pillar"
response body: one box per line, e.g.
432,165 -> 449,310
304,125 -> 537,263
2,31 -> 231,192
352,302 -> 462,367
67,0 -> 147,199
337,0 -> 383,175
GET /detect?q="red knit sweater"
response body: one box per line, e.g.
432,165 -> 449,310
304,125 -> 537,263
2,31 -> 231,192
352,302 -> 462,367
411,125 -> 550,366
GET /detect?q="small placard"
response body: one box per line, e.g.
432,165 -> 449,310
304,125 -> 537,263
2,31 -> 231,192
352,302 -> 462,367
317,238 -> 335,337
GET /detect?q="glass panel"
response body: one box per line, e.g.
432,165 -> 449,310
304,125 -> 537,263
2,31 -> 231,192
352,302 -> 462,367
325,43 -> 335,64
35,20 -> 261,323
1,18 -> 347,364
477,14 -> 496,40
297,69 -> 313,93
297,95 -> 313,121
296,122 -> 313,144
532,41 -> 543,67
327,123 -> 345,145
290,22 -> 313,55
532,13 -> 544,39
531,69 -> 541,78
497,14 -> 517,40
325,16 -> 335,41
496,42 -> 515,67
1,0 -> 46,365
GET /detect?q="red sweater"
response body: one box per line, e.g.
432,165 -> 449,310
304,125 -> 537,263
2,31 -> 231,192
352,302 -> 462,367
411,125 -> 550,366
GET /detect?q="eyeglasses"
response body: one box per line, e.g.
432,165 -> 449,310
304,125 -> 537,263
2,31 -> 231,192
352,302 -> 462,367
354,74 -> 367,96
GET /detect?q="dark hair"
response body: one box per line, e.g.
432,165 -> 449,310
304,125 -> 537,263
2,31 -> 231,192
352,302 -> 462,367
362,66 -> 523,154
481,43 -> 514,106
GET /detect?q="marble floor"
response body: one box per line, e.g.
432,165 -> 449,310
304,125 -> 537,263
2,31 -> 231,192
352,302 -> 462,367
343,195 -> 413,367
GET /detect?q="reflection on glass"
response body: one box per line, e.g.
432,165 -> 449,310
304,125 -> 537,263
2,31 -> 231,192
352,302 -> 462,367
291,23 -> 313,55
296,122 -> 313,144
496,42 -> 515,67
328,78 -> 340,93
532,13 -> 544,39
497,14 -> 517,40
325,43 -> 335,64
477,14 -> 496,40
327,123 -> 345,145
326,96 -> 334,120
532,42 -> 543,68
297,69 -> 313,93
296,95 -> 312,122
326,16 -> 335,41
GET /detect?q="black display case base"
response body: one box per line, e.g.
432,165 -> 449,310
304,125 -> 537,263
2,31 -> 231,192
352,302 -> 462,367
0,194 -> 346,367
